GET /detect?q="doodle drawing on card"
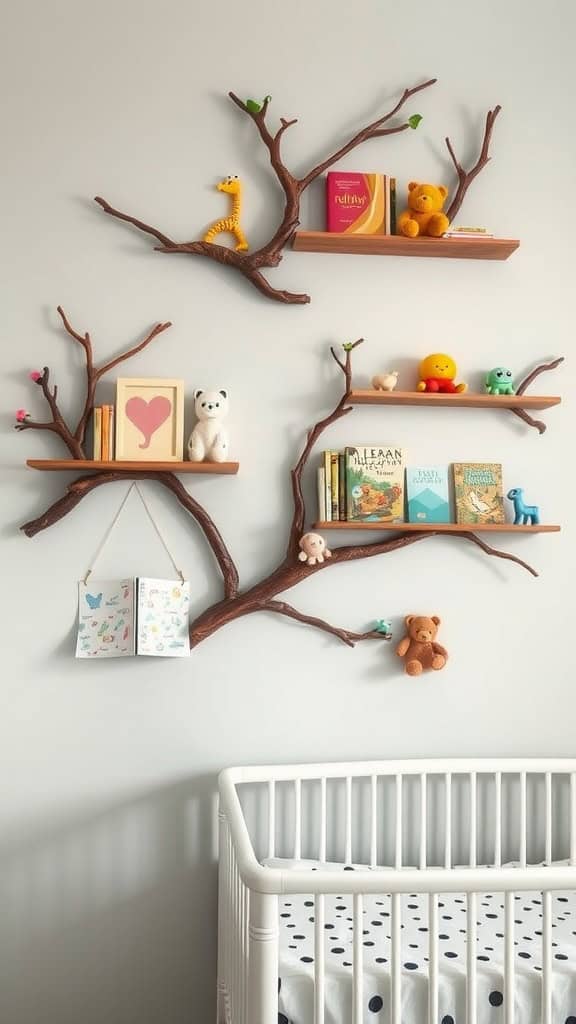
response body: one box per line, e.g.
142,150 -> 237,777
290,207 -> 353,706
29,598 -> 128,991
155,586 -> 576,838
136,578 -> 191,658
76,579 -> 135,658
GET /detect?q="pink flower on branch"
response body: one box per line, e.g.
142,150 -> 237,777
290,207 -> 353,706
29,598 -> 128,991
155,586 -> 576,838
29,370 -> 43,382
15,409 -> 30,422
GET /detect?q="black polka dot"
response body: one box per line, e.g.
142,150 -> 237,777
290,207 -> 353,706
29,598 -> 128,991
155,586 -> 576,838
441,1017 -> 455,1024
300,956 -> 313,963
518,952 -> 531,959
280,913 -> 291,918
371,920 -> 383,926
331,947 -> 344,954
324,924 -> 334,930
565,1017 -> 576,1024
278,1015 -> 289,1024
293,934 -> 305,940
407,903 -> 418,909
489,991 -> 503,1007
477,955 -> 489,961
364,941 -> 375,947
445,951 -> 457,959
375,957 -> 387,963
368,995 -> 383,1012
439,934 -> 450,940
556,954 -> 569,961
304,901 -> 313,907
404,962 -> 418,970
343,961 -> 352,966
278,978 -> 281,993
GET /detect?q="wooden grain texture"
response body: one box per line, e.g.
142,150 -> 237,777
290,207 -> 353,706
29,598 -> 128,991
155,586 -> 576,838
26,459 -> 239,474
349,390 -> 560,411
292,232 -> 519,260
314,522 -> 560,534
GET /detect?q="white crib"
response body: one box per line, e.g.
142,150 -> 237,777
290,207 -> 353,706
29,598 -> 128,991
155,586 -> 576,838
217,759 -> 576,1024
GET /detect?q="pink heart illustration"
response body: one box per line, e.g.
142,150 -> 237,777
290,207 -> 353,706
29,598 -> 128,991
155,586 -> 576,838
125,395 -> 171,449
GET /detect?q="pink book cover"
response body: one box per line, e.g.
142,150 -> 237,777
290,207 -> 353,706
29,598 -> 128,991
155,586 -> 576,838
326,172 -> 386,234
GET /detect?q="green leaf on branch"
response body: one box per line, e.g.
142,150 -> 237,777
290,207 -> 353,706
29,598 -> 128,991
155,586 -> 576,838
342,342 -> 354,352
408,114 -> 423,130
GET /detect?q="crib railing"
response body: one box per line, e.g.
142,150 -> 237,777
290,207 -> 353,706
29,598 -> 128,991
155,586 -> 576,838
218,759 -> 576,1024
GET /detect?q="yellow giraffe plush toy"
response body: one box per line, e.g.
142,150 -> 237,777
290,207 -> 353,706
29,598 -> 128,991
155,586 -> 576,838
203,175 -> 248,252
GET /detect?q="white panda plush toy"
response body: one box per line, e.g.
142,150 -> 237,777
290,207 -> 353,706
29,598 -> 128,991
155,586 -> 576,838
187,389 -> 229,462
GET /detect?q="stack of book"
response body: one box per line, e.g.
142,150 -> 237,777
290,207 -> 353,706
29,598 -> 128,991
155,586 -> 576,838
443,225 -> 494,239
326,172 -> 396,235
317,456 -> 506,527
92,404 -> 115,460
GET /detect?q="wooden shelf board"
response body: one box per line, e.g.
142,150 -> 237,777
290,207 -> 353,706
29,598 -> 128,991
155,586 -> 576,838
349,390 -> 561,411
293,232 -> 519,261
26,459 -> 239,474
314,522 -> 560,534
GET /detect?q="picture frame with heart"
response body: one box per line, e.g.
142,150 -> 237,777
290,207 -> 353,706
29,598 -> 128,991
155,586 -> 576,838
115,378 -> 184,461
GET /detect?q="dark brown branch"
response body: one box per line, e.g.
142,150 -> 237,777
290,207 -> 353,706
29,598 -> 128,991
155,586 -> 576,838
445,106 -> 502,222
263,600 -> 391,648
510,408 -> 547,435
516,356 -> 564,396
95,79 -> 438,304
287,339 -> 363,555
299,78 -> 437,189
20,471 -> 239,599
15,365 -> 85,459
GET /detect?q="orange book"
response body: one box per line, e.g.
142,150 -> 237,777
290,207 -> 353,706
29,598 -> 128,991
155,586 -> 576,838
101,405 -> 111,461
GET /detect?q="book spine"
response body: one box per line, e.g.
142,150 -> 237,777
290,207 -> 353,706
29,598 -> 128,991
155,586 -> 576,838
323,451 -> 332,522
92,406 -> 102,460
108,406 -> 115,459
330,452 -> 339,521
338,452 -> 346,520
385,175 -> 390,234
101,405 -> 111,461
390,177 -> 397,235
317,466 -> 326,522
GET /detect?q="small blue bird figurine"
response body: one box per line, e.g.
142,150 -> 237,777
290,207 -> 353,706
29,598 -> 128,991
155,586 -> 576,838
374,619 -> 392,636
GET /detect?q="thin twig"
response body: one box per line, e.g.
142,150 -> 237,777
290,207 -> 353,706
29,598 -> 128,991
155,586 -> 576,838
263,600 -> 390,648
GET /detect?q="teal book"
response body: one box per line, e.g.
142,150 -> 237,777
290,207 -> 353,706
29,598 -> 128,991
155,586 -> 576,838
406,466 -> 451,524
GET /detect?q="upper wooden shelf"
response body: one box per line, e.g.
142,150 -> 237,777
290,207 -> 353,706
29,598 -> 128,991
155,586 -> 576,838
292,232 -> 519,261
314,522 -> 560,534
26,460 -> 239,474
348,390 -> 561,411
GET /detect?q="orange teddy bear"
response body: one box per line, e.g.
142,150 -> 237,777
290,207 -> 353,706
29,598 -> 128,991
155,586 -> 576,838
398,182 -> 450,238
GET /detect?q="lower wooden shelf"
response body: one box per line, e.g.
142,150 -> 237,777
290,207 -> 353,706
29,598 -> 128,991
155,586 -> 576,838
293,232 -> 520,261
26,459 -> 239,474
314,522 -> 560,534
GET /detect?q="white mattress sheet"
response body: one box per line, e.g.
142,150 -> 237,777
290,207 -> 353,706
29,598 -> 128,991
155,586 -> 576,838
268,861 -> 576,1024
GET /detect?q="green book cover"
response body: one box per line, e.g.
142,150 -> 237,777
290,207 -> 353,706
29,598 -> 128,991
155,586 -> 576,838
453,462 -> 505,525
406,466 -> 451,524
345,444 -> 405,523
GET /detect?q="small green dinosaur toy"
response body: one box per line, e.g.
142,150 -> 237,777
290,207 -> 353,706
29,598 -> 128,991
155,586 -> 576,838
485,367 -> 515,395
245,95 -> 272,113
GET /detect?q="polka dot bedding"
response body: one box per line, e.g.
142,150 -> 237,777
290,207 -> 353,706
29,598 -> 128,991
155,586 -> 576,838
268,861 -> 576,1024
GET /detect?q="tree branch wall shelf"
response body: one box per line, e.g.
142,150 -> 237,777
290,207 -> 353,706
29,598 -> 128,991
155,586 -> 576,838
292,233 -> 519,261
314,522 -> 560,535
348,391 -> 560,411
27,459 -> 239,474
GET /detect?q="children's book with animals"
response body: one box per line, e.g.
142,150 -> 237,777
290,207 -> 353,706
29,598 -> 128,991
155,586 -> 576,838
406,466 -> 451,524
345,444 -> 405,523
76,577 -> 190,658
453,463 -> 505,525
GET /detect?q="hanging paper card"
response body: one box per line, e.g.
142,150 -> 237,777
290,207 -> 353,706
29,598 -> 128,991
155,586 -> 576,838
136,578 -> 190,657
76,579 -> 135,658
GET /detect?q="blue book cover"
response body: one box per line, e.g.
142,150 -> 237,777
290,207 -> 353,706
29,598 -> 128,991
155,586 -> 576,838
406,466 -> 451,524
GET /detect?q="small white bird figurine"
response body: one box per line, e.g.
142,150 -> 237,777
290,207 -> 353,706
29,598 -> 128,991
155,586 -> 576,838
468,490 -> 493,516
372,370 -> 399,392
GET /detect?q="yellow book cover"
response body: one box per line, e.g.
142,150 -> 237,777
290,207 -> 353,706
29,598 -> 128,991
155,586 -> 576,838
330,452 -> 339,520
323,451 -> 332,522
345,444 -> 405,523
453,463 -> 505,525
92,406 -> 102,460
101,405 -> 111,461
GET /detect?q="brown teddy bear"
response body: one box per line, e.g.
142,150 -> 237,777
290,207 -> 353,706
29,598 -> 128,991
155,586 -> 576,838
395,615 -> 448,676
398,182 -> 450,238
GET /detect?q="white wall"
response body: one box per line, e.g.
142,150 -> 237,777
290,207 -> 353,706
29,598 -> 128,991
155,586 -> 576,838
1,1 -> 575,1021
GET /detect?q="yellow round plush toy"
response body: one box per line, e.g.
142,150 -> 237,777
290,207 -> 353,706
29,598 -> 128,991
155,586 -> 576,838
417,353 -> 467,394
398,182 -> 450,238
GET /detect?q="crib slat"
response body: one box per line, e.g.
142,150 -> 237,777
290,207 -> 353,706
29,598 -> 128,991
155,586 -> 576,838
395,775 -> 403,869
242,881 -> 248,1024
419,773 -> 427,870
268,780 -> 275,859
353,893 -> 364,1024
571,773 -> 576,866
391,892 -> 401,1024
345,776 -> 353,865
504,891 -> 515,1024
469,772 -> 477,868
314,894 -> 325,1024
545,772 -> 552,865
319,777 -> 327,863
466,892 -> 478,1024
370,774 -> 378,868
542,890 -> 552,1024
428,893 -> 439,1024
495,771 -> 502,868
293,778 -> 302,860
519,772 -> 527,867
444,772 -> 452,869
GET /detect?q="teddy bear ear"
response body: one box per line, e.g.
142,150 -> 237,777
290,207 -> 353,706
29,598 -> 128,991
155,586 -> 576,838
219,389 -> 228,399
405,614 -> 415,626
431,615 -> 441,626
408,181 -> 419,192
437,186 -> 448,199
194,389 -> 204,399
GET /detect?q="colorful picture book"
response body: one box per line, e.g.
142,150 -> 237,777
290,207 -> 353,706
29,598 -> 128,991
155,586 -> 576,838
406,466 -> 451,524
76,577 -> 190,658
326,172 -> 396,234
453,463 -> 505,525
345,444 -> 405,523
